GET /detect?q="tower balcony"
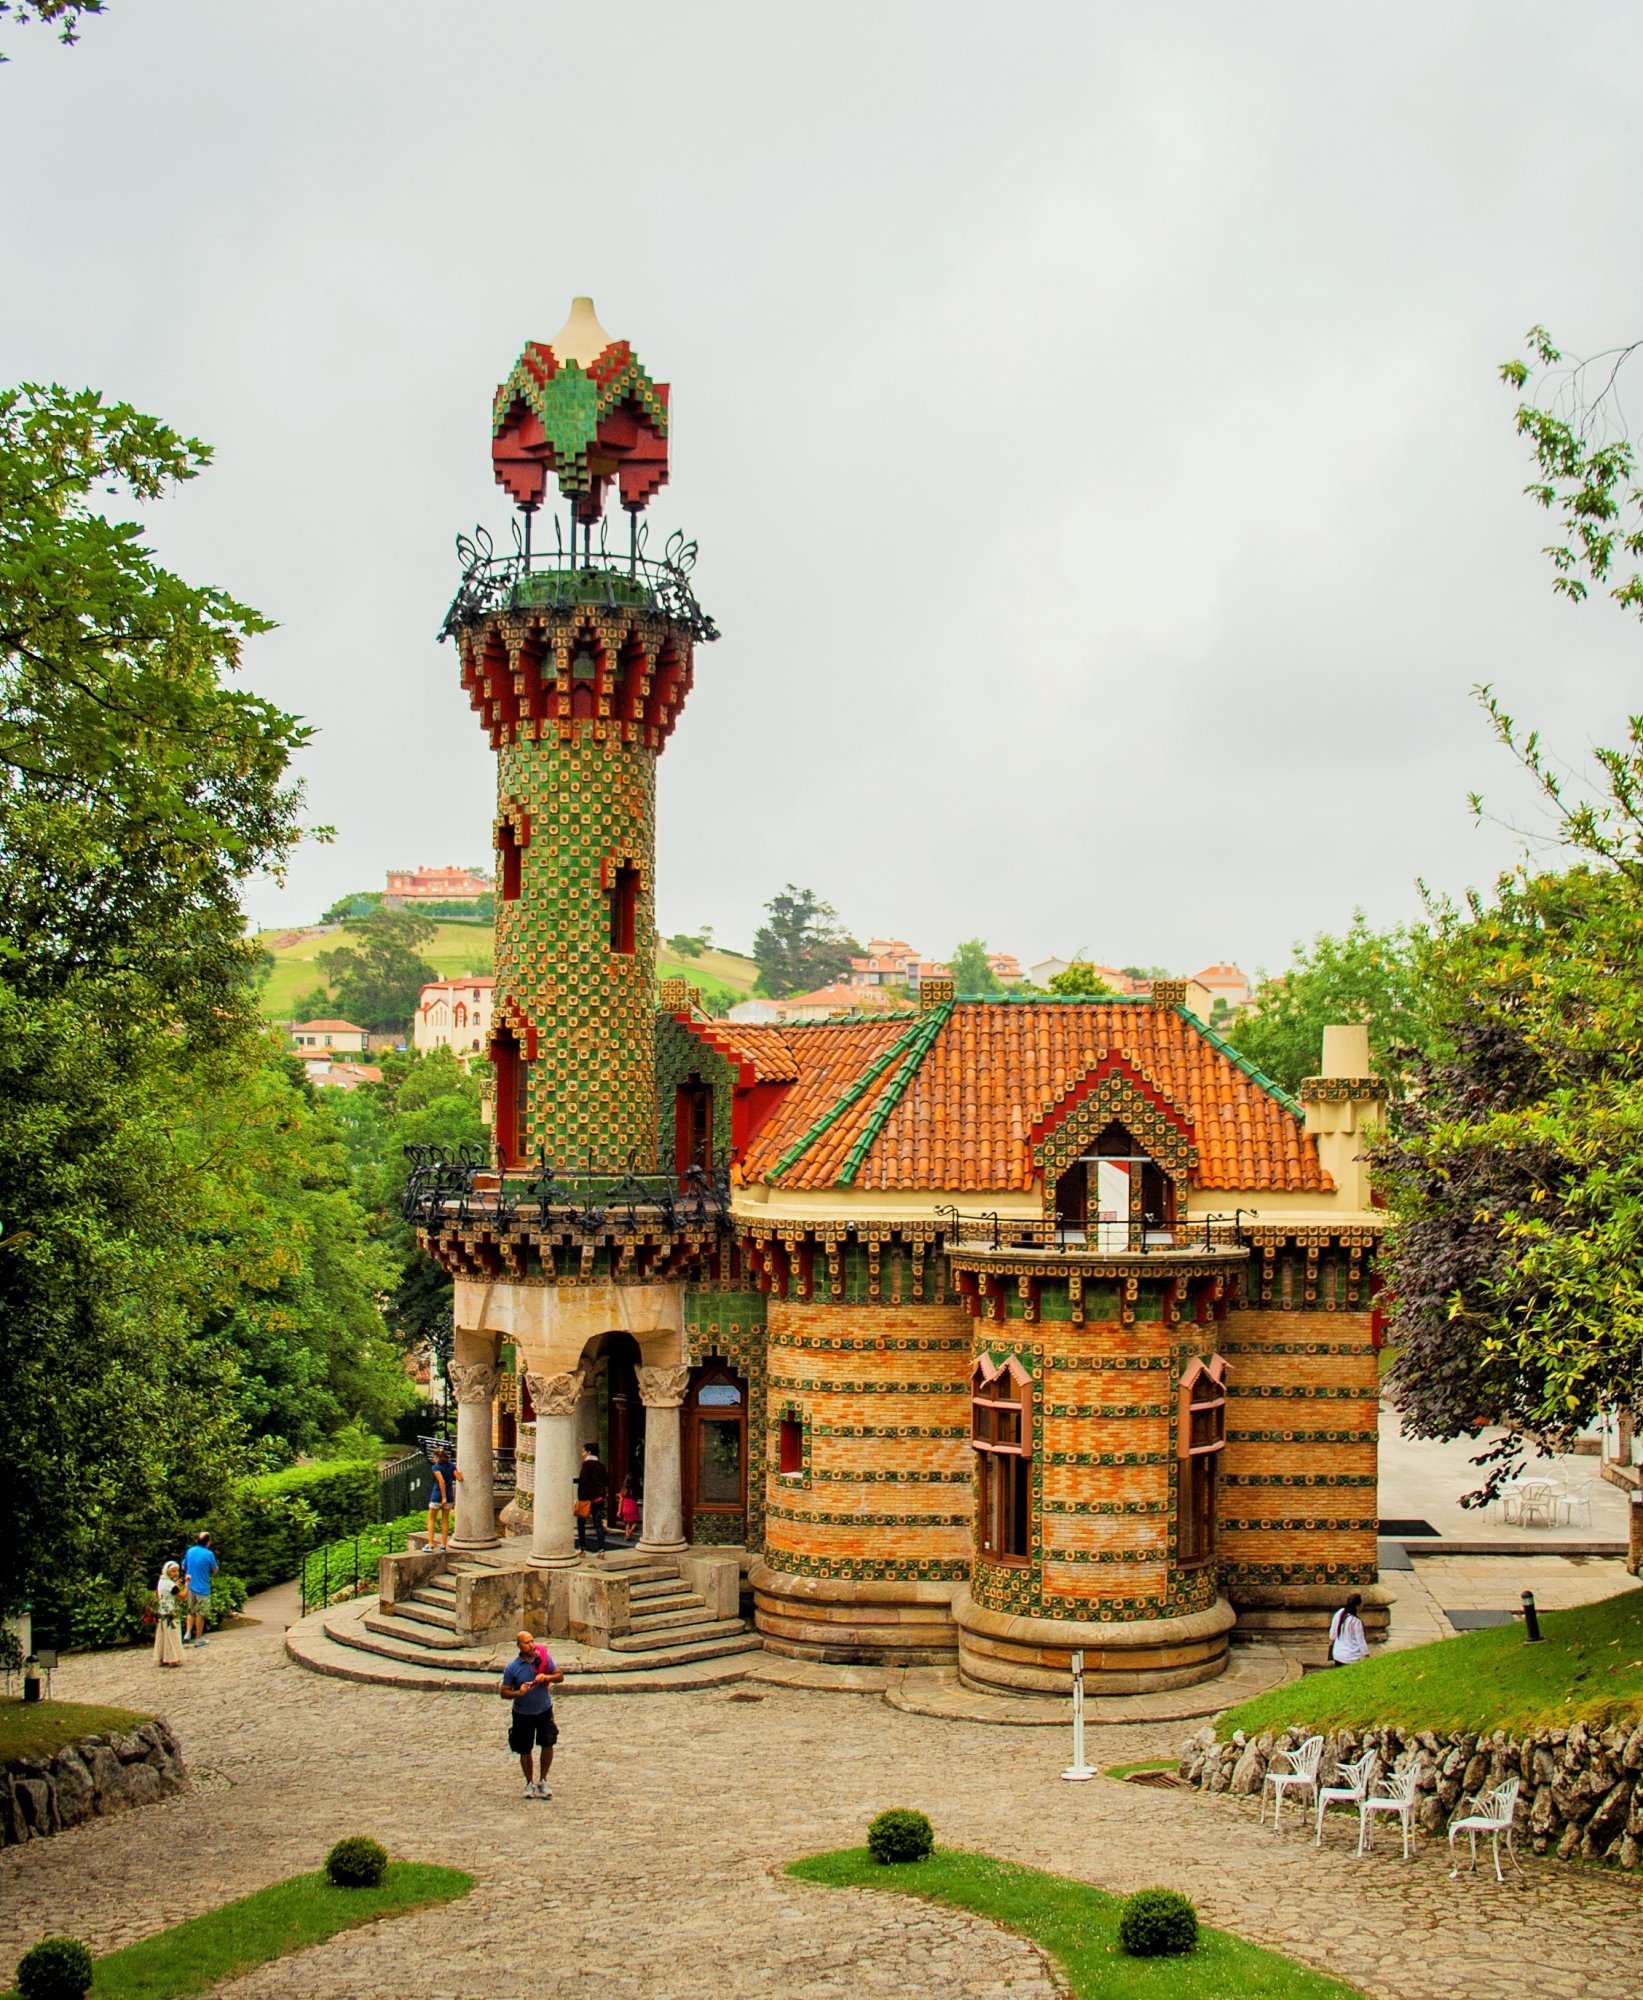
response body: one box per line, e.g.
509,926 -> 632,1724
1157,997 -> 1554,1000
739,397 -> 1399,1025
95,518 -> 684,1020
402,1145 -> 732,1283
438,519 -> 718,647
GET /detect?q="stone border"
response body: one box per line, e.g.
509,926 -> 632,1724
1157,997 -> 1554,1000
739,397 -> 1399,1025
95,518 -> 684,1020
1180,1719 -> 1643,1866
3,1719 -> 186,1845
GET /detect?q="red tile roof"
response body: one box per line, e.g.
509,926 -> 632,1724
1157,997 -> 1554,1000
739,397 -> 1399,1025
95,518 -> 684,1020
739,1001 -> 1328,1195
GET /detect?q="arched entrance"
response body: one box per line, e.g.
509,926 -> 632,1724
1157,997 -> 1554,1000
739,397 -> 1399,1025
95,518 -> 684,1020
683,1359 -> 747,1544
581,1332 -> 646,1519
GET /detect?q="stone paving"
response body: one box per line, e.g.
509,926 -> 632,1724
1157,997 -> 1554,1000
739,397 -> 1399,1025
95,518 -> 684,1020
3,1593 -> 1641,2000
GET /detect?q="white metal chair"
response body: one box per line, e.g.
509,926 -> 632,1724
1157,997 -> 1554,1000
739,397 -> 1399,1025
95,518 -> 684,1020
1510,1478 -> 1558,1527
1448,1776 -> 1524,1881
1558,1480 -> 1595,1527
1260,1734 -> 1324,1828
1357,1759 -> 1420,1859
1314,1749 -> 1378,1845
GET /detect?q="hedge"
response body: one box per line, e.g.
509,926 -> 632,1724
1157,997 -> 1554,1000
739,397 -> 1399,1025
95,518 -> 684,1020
207,1461 -> 379,1595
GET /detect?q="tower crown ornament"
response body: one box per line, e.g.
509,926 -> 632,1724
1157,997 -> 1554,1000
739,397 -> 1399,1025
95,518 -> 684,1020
492,296 -> 670,523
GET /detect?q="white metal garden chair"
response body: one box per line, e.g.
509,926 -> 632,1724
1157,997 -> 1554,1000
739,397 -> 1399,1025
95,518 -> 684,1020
1448,1776 -> 1524,1882
1557,1480 -> 1596,1527
1357,1758 -> 1420,1859
1314,1749 -> 1378,1845
1507,1478 -> 1557,1527
1260,1734 -> 1324,1829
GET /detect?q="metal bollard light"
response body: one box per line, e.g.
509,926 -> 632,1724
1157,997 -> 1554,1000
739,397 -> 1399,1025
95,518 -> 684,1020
1521,1589 -> 1543,1643
1061,1649 -> 1096,1781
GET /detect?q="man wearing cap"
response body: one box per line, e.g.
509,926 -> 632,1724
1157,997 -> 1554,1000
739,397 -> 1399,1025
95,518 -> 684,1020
499,1629 -> 563,1799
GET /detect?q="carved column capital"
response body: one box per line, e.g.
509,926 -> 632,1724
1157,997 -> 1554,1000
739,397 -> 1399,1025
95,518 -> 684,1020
525,1367 -> 586,1419
636,1364 -> 691,1410
448,1361 -> 499,1406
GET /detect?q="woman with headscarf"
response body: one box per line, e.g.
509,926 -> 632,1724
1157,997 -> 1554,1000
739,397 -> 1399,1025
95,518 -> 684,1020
154,1561 -> 185,1667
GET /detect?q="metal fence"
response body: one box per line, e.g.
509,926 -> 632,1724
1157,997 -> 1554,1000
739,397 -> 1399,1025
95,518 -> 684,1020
299,1524 -> 414,1617
378,1448 -> 432,1521
934,1207 -> 1259,1255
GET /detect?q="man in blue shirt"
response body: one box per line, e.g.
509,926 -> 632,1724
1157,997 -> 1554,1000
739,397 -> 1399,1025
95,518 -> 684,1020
182,1532 -> 218,1647
499,1629 -> 563,1799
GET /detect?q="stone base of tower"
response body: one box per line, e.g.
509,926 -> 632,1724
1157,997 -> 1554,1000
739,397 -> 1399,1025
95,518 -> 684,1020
1222,1580 -> 1393,1648
750,1563 -> 960,1665
952,1589 -> 1236,1697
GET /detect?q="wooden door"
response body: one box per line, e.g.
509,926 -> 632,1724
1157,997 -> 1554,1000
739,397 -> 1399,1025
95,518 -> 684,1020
683,1361 -> 747,1543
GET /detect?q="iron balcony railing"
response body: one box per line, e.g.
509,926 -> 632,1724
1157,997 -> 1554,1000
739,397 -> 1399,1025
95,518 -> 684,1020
402,1144 -> 734,1236
934,1207 -> 1259,1256
438,515 -> 719,645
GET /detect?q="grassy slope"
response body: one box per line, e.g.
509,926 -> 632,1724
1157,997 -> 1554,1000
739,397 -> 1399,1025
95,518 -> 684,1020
4,1864 -> 472,2000
1220,1586 -> 1643,1740
257,926 -> 759,1023
788,1848 -> 1361,1999
0,1700 -> 151,1764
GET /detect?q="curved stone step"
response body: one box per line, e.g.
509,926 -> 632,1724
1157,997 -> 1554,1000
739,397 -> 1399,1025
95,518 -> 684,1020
362,1611 -> 474,1654
386,1598 -> 459,1633
608,1617 -> 749,1653
352,1614 -> 501,1669
628,1603 -> 715,1634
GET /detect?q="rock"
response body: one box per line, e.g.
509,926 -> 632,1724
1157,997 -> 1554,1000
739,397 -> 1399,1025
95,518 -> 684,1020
85,1742 -> 122,1806
1621,1835 -> 1642,1870
1530,1786 -> 1562,1839
14,1778 -> 53,1837
113,1729 -> 153,1763
1622,1723 -> 1643,1772
1462,1750 -> 1490,1796
122,1764 -> 164,1810
1555,1823 -> 1581,1860
1585,1777 -> 1632,1852
49,1749 -> 96,1829
1229,1741 -> 1267,1796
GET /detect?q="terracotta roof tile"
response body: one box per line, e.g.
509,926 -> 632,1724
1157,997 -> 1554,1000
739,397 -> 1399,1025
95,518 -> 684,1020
741,1001 -> 1330,1195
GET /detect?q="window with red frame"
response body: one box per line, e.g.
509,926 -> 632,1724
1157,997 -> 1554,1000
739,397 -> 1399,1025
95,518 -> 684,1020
778,1413 -> 804,1476
972,1358 -> 1032,1562
1178,1356 -> 1228,1564
609,863 -> 639,955
498,820 -> 524,901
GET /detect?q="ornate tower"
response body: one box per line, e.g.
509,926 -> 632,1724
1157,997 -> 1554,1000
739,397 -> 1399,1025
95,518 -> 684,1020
443,297 -> 715,1175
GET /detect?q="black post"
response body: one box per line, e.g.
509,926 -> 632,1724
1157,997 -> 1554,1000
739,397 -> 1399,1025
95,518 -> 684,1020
1522,1589 -> 1543,1643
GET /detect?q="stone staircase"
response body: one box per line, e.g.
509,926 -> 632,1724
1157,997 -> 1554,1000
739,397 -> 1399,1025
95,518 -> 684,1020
287,1548 -> 764,1693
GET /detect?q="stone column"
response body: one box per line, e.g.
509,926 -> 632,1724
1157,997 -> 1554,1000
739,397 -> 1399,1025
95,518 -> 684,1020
448,1361 -> 500,1549
527,1370 -> 586,1569
637,1364 -> 691,1556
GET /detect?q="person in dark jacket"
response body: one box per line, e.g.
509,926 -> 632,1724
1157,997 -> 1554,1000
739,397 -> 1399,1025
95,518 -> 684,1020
575,1443 -> 609,1555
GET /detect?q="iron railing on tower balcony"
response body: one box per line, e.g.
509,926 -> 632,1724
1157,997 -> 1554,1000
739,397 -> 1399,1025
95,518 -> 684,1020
437,514 -> 719,645
401,1144 -> 734,1235
932,1207 -> 1260,1256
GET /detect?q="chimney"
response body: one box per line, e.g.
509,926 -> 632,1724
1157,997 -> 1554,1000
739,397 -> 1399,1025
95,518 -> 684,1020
1297,1023 -> 1387,1209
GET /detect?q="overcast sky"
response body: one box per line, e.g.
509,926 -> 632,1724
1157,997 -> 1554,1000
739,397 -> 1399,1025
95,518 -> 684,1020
5,3 -> 1640,974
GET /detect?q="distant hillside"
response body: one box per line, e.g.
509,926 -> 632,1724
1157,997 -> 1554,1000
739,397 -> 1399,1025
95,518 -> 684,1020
256,924 -> 759,1024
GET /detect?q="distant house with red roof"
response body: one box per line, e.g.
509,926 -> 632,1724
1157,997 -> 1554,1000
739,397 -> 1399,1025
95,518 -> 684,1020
385,864 -> 491,905
415,975 -> 495,1058
1193,962 -> 1253,1014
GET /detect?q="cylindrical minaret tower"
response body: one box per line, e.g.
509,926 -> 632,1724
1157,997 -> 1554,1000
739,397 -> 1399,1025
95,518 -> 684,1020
444,297 -> 714,1176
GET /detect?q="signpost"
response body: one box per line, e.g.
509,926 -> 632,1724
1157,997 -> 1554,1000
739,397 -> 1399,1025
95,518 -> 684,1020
1061,1649 -> 1096,1781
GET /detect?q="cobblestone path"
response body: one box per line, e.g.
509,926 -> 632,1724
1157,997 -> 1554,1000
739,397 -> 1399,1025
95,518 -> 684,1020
2,1600 -> 1639,2000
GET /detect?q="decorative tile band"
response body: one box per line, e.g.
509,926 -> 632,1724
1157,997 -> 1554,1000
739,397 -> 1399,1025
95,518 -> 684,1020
1227,1429 -> 1378,1445
811,1423 -> 970,1440
766,1505 -> 972,1527
1221,1473 -> 1377,1488
763,1554 -> 969,1583
767,1377 -> 967,1396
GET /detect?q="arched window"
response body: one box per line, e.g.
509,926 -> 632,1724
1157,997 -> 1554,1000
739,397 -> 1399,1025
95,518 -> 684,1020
1178,1355 -> 1228,1565
971,1356 -> 1032,1563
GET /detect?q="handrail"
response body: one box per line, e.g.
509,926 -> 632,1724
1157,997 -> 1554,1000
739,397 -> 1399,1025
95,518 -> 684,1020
439,516 -> 719,645
402,1144 -> 734,1234
933,1206 -> 1254,1256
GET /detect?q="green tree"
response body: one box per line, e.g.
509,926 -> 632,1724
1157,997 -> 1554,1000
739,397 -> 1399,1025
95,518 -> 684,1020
313,905 -> 439,1032
321,889 -> 383,924
751,885 -> 859,998
1047,960 -> 1116,997
947,939 -> 1001,995
0,1 -> 102,54
0,385 -> 309,1614
1222,914 -> 1423,1095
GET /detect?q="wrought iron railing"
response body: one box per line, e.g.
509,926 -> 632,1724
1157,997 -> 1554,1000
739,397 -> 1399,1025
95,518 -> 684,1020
402,1144 -> 734,1235
378,1448 -> 432,1521
934,1208 -> 1257,1255
438,515 -> 719,644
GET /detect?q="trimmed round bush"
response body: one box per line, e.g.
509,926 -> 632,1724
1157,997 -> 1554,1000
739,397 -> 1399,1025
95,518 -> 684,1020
325,1835 -> 389,1888
16,1937 -> 94,2000
866,1808 -> 934,1865
1117,1887 -> 1199,1958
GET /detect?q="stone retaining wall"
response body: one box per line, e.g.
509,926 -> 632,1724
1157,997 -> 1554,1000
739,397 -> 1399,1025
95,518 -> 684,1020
1179,1719 -> 1643,1866
2,1719 -> 185,1846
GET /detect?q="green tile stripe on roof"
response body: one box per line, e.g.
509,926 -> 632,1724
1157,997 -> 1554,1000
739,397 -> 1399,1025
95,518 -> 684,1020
765,1012 -> 938,1183
1173,1005 -> 1305,1120
837,1001 -> 954,1186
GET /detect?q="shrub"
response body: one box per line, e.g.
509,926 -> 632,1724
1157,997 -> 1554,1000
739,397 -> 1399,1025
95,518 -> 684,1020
1117,1887 -> 1199,1958
208,1460 -> 380,1593
15,1936 -> 94,2000
866,1808 -> 934,1865
325,1835 -> 389,1888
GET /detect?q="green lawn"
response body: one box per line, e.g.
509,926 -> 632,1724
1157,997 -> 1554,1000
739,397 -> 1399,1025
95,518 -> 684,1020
257,924 -> 761,1025
1219,1585 -> 1643,1739
5,1863 -> 472,2000
0,1699 -> 150,1764
787,1848 -> 1362,1999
